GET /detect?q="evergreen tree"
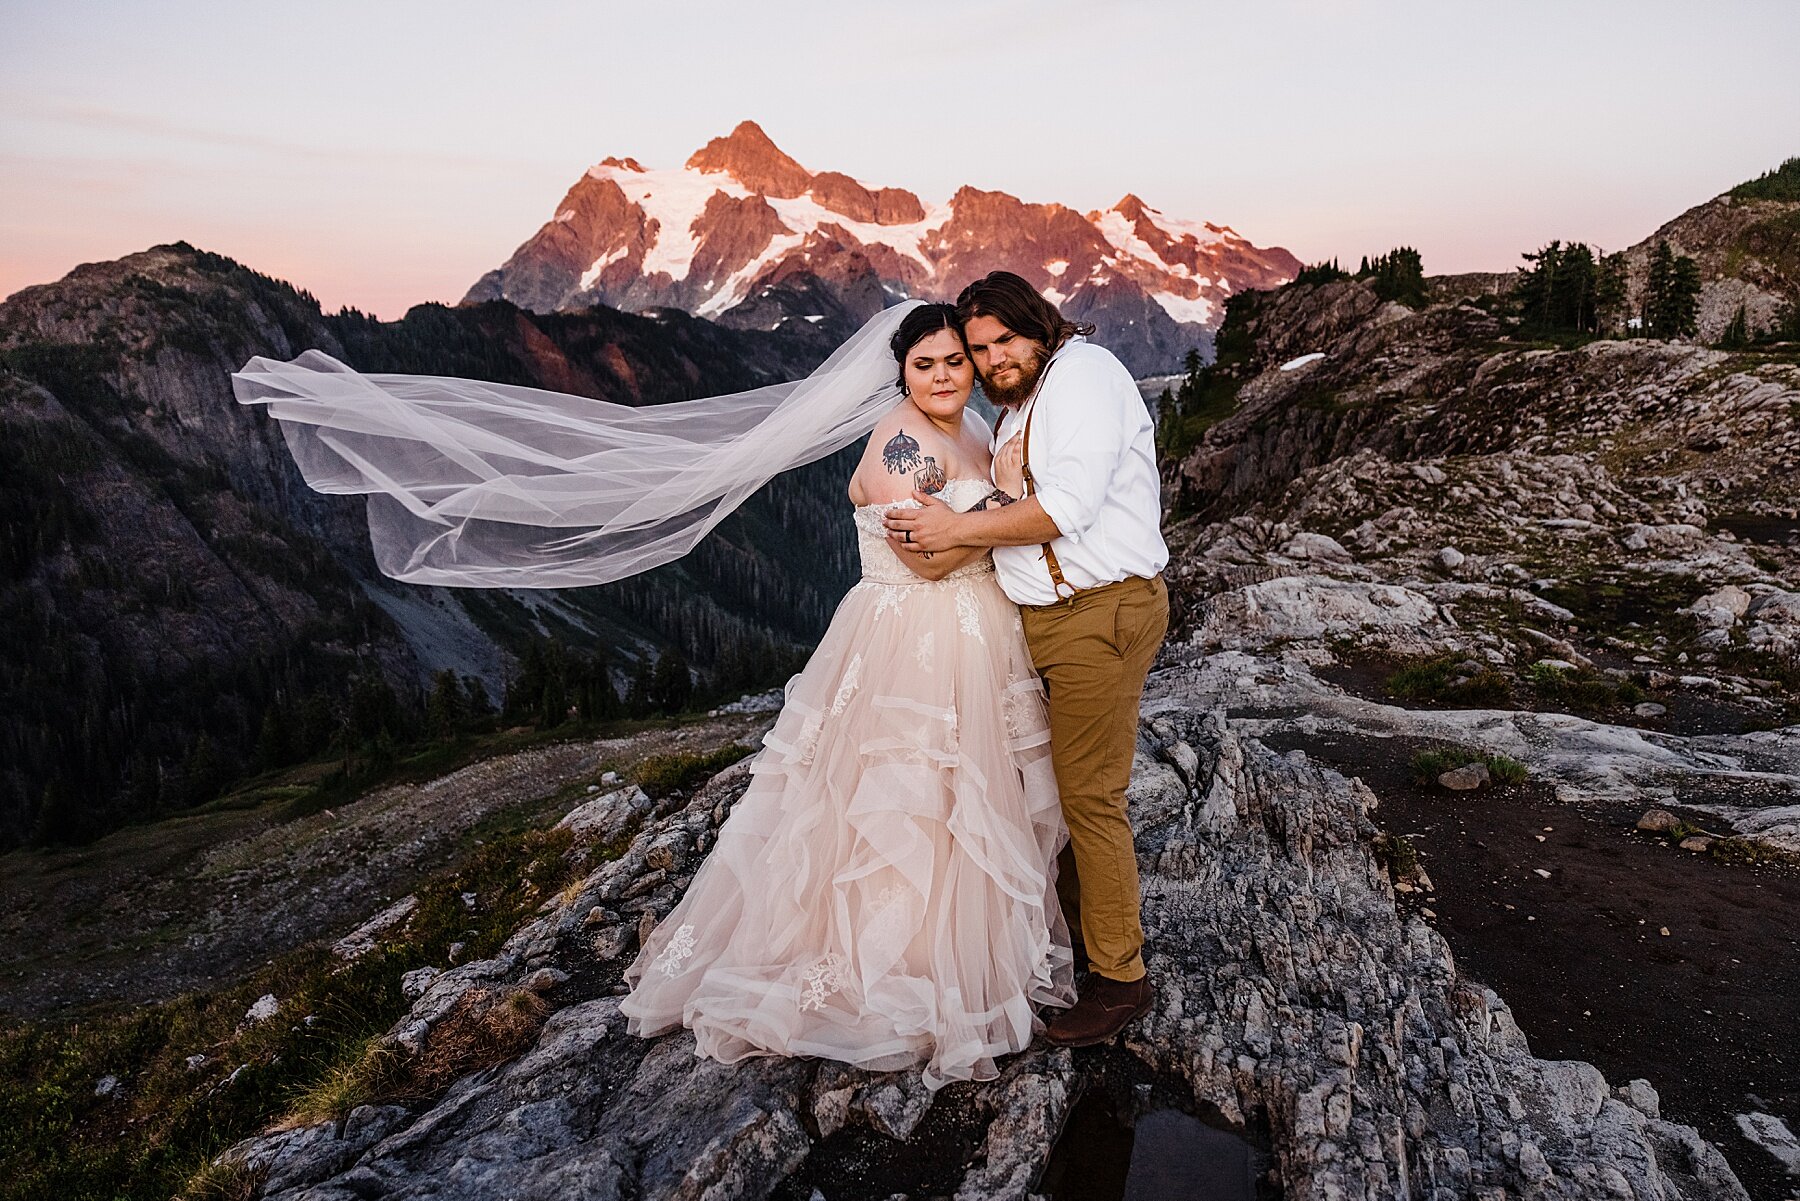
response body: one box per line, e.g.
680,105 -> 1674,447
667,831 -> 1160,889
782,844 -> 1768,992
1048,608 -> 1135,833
1666,254 -> 1702,337
1595,252 -> 1628,331
426,669 -> 467,741
1643,241 -> 1701,338
1357,247 -> 1427,307
1294,258 -> 1349,285
1642,241 -> 1674,336
461,674 -> 494,718
650,649 -> 693,715
624,658 -> 654,717
538,639 -> 570,727
1770,300 -> 1800,342
254,702 -> 295,770
1517,241 -> 1602,334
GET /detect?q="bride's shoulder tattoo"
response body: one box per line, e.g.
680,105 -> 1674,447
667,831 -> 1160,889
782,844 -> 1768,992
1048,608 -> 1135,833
915,456 -> 946,495
882,428 -> 922,474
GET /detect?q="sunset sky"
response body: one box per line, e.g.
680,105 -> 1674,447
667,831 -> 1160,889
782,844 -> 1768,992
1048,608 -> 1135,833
4,0 -> 1797,318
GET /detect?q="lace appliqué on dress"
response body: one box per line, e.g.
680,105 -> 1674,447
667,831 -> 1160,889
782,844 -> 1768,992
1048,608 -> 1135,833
793,708 -> 824,766
830,654 -> 863,716
914,631 -> 935,672
953,581 -> 984,643
798,953 -> 851,1012
1002,686 -> 1042,741
872,585 -> 906,622
653,924 -> 696,978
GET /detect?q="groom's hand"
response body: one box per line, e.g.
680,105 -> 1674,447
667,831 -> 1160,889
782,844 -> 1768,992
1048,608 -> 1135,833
885,490 -> 962,553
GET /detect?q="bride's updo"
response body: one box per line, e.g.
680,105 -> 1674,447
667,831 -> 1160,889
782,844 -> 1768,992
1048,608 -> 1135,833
889,303 -> 968,391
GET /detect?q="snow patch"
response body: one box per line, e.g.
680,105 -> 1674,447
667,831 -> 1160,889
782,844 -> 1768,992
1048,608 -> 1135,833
1045,259 -> 1069,277
1095,209 -> 1178,274
579,244 -> 630,291
694,231 -> 806,317
1149,289 -> 1214,325
1280,352 -> 1326,372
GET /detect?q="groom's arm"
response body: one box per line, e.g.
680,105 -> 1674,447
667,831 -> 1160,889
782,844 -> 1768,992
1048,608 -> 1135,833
885,491 -> 1061,553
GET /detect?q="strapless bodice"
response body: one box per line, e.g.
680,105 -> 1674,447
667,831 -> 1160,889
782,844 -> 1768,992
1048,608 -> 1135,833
852,478 -> 995,585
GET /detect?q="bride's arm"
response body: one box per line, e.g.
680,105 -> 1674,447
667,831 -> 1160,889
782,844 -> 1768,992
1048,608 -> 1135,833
901,541 -> 987,582
851,413 -> 991,581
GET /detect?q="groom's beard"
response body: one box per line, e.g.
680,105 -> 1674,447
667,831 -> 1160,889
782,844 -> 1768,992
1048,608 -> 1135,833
979,346 -> 1047,408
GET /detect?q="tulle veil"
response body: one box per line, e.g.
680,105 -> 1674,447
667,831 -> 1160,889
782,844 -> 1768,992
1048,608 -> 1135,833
231,300 -> 924,587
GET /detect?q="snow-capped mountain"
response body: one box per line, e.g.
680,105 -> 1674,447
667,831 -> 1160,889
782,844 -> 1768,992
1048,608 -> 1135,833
465,121 -> 1302,375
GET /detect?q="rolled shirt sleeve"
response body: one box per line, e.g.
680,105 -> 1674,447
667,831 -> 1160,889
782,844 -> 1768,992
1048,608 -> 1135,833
1025,356 -> 1131,544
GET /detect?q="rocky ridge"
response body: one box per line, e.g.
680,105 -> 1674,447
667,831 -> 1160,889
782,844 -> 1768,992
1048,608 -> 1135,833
219,697 -> 1752,1201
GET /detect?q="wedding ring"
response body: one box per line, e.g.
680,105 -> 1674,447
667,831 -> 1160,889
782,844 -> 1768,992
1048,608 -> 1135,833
903,530 -> 912,543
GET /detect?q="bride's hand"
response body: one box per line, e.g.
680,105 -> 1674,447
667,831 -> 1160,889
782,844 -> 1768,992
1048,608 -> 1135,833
993,435 -> 1025,497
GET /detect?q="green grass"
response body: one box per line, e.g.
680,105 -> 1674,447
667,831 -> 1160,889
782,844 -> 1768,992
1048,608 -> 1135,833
1526,661 -> 1647,712
1385,654 -> 1512,707
1374,832 -> 1420,877
1408,744 -> 1530,788
0,816 -> 584,1201
635,744 -> 753,799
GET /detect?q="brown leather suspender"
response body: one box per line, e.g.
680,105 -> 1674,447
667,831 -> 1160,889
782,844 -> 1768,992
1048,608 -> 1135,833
1019,396 -> 1079,601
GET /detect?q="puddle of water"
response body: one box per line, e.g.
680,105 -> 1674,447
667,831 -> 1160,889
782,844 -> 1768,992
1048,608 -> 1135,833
1042,1089 -> 1264,1201
1713,512 -> 1800,547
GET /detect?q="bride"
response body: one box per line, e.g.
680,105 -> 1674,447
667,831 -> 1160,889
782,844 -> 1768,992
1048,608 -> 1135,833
233,300 -> 1074,1089
618,304 -> 1073,1086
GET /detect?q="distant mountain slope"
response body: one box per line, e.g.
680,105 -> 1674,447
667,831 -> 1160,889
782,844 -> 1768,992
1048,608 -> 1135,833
0,244 -> 855,846
464,120 -> 1302,374
1620,157 -> 1800,341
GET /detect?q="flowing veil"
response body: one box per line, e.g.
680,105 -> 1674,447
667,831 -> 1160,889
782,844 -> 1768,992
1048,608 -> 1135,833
231,300 -> 924,587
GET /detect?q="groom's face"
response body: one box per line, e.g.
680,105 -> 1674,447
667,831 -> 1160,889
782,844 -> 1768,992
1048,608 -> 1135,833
963,315 -> 1046,408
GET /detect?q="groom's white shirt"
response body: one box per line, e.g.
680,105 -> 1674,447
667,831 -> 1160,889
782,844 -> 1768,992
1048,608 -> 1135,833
990,338 -> 1169,607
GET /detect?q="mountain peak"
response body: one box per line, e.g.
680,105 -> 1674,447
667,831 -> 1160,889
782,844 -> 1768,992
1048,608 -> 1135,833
1113,194 -> 1153,220
686,120 -> 812,198
472,132 -> 1304,373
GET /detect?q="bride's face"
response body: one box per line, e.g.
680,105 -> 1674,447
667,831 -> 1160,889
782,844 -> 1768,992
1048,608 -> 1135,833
902,328 -> 974,419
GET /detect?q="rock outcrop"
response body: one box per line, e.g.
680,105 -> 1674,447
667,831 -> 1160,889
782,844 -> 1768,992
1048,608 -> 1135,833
218,689 -> 1752,1199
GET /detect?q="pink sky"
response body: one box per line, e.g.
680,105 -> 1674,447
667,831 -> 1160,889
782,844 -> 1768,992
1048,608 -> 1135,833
4,1 -> 1797,319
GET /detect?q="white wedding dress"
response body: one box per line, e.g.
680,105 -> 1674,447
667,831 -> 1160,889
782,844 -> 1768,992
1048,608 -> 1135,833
620,478 -> 1075,1088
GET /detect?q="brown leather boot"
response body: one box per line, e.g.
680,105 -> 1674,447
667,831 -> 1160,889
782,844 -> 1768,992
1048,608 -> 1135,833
1044,973 -> 1153,1047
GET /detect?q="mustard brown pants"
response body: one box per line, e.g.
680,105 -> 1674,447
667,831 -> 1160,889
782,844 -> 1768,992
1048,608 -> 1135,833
1019,573 -> 1169,983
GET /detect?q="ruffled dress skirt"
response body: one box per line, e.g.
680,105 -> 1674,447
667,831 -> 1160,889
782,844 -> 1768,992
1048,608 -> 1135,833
621,491 -> 1074,1089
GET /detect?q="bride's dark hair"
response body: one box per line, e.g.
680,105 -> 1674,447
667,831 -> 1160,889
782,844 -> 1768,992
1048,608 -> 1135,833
954,271 -> 1095,351
889,303 -> 968,392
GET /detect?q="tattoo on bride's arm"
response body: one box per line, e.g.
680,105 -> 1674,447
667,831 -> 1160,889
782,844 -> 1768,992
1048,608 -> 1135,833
914,456 -> 945,495
882,429 -> 922,473
972,488 -> 1017,510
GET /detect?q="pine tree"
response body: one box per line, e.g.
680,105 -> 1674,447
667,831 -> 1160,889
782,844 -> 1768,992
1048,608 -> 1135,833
254,702 -> 295,769
650,650 -> 693,715
426,669 -> 466,741
1665,254 -> 1701,337
1595,252 -> 1628,331
1643,242 -> 1701,338
625,658 -> 655,718
461,674 -> 493,717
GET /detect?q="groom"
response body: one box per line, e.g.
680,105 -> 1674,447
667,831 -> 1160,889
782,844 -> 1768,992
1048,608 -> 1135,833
885,271 -> 1170,1046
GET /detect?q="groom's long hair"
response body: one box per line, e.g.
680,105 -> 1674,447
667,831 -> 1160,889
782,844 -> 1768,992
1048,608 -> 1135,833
953,271 -> 1096,353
